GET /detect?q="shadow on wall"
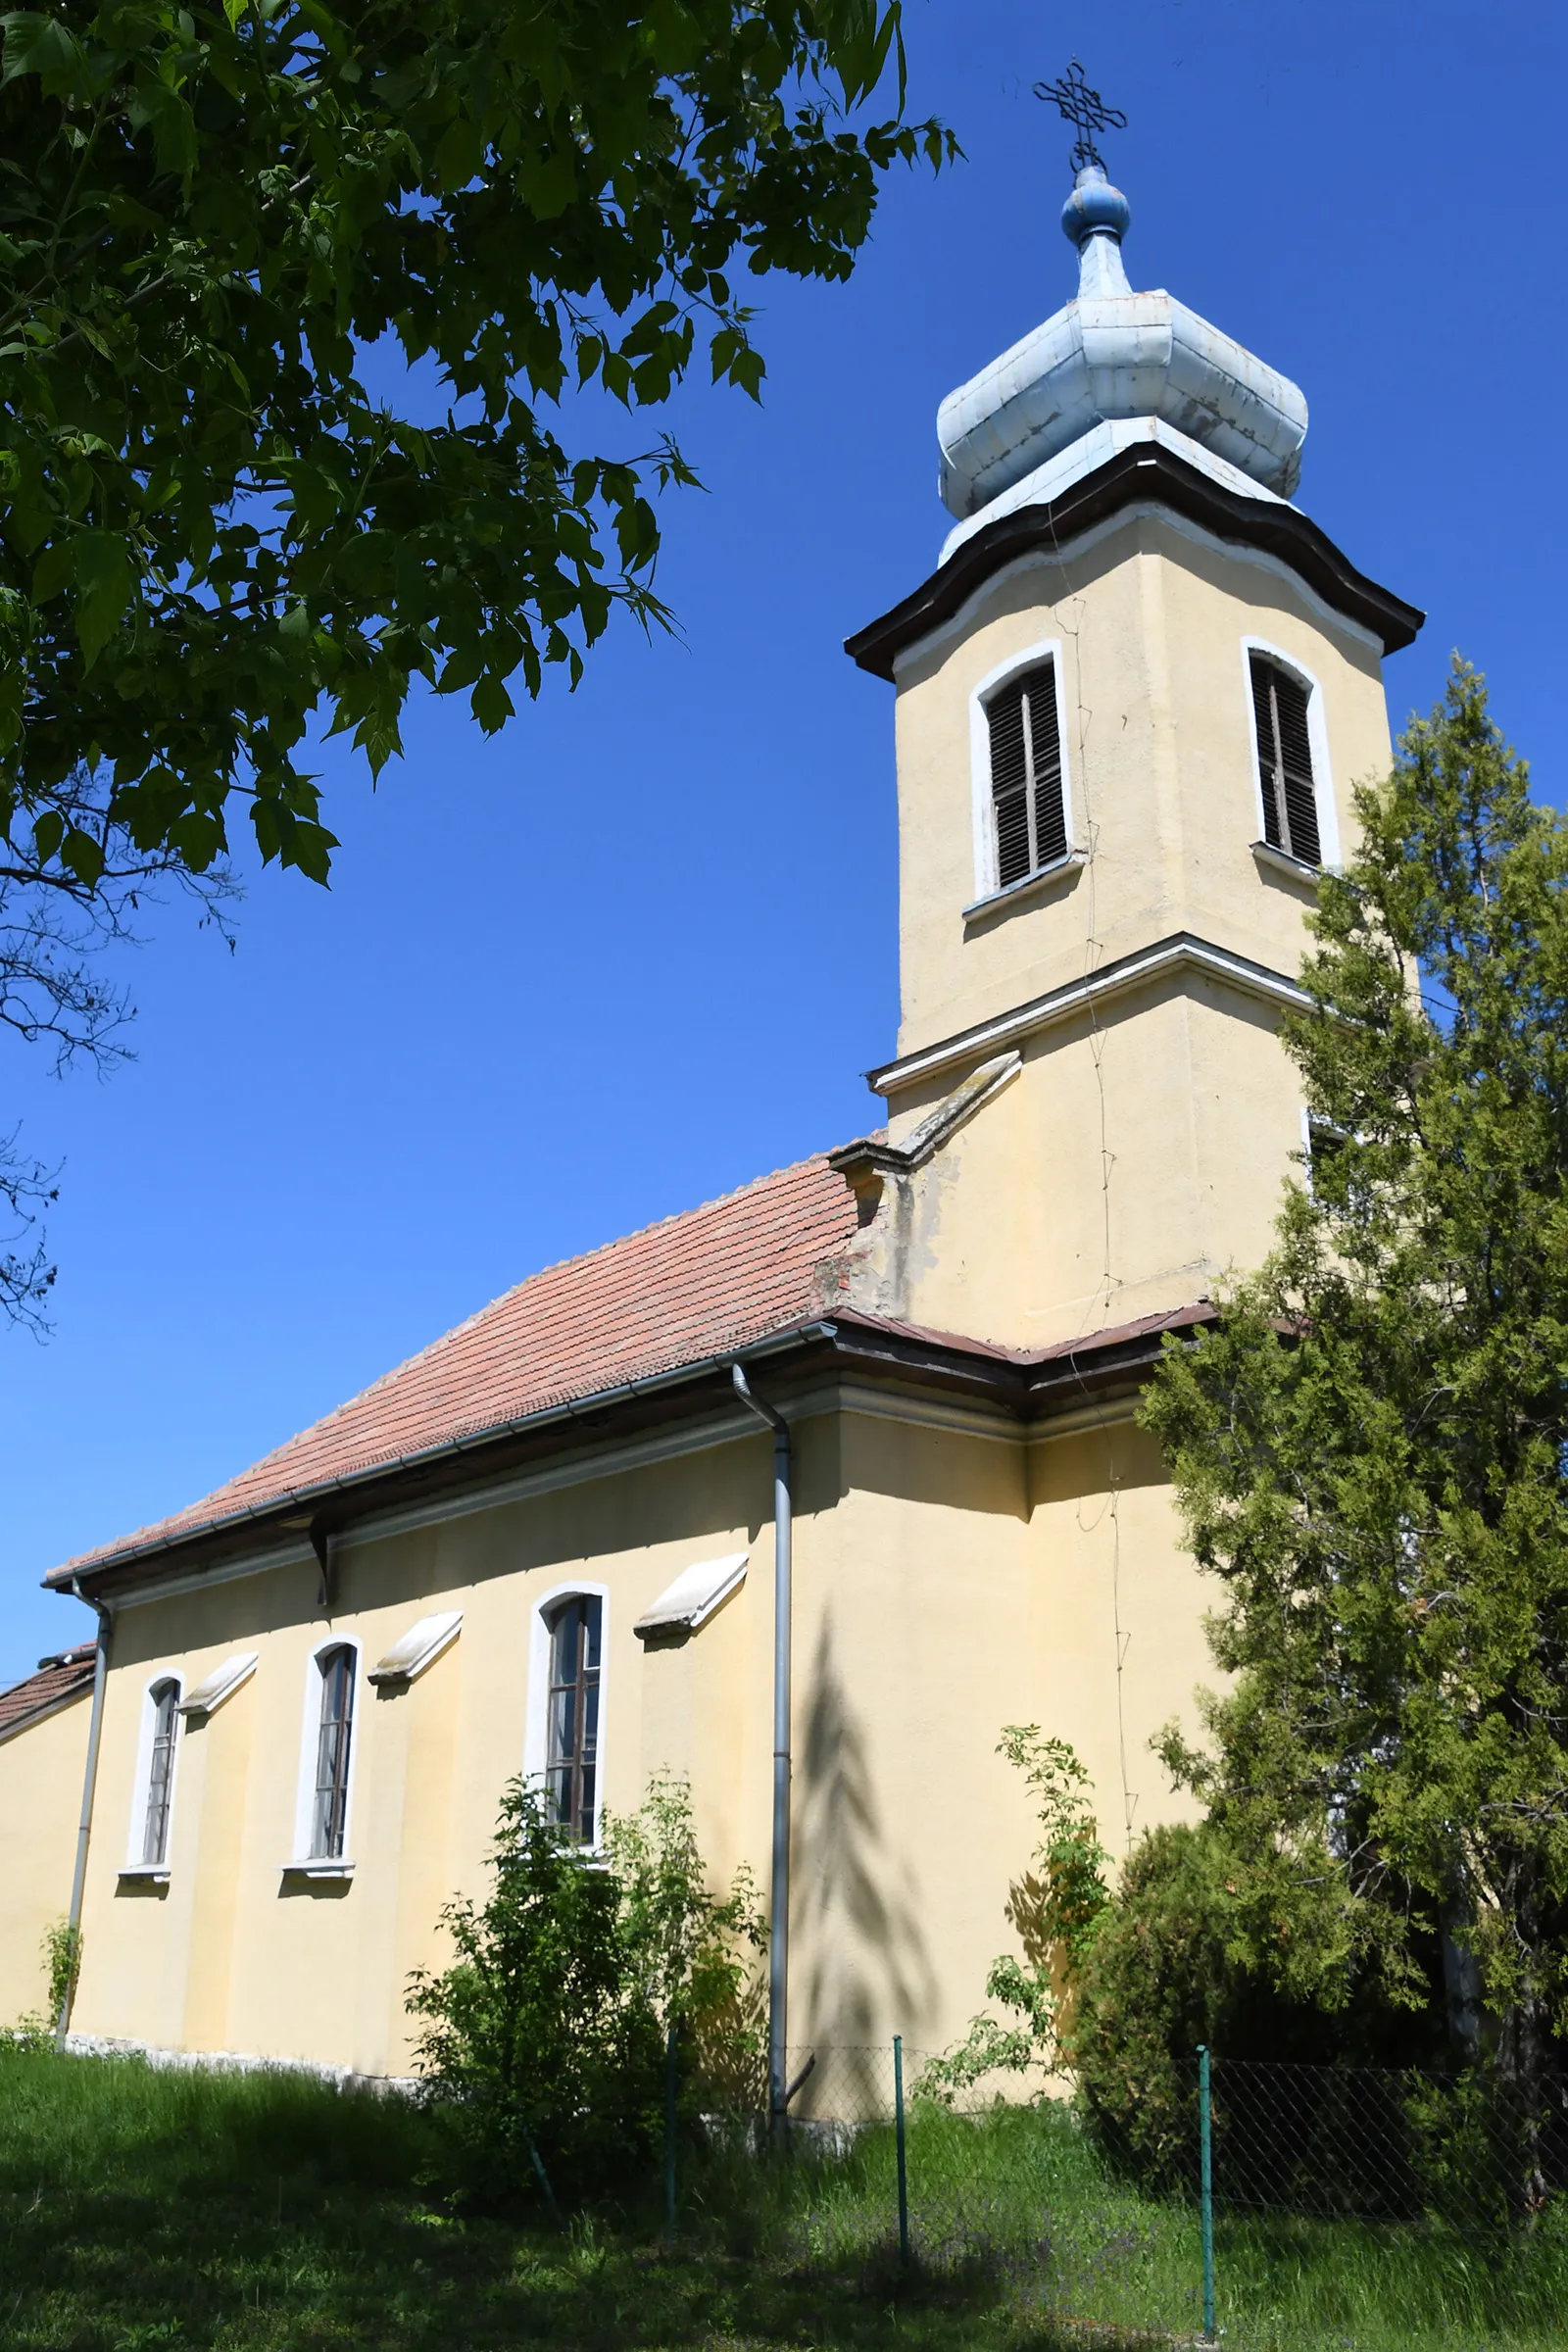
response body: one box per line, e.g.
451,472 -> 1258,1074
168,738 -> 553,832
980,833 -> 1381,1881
794,1612 -> 937,2112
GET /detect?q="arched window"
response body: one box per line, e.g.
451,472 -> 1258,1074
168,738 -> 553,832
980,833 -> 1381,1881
986,658 -> 1066,889
545,1594 -> 602,1842
1250,652 -> 1321,867
141,1679 -> 180,1867
310,1644 -> 357,1860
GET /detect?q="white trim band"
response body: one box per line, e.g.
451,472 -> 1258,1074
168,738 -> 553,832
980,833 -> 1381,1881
869,931 -> 1311,1097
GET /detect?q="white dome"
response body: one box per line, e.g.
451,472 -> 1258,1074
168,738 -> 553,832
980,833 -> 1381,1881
936,168 -> 1308,525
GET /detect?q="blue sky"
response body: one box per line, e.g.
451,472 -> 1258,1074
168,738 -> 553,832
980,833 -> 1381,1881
3,0 -> 1563,1684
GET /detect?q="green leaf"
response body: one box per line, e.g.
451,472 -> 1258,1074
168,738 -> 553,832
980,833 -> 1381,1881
62,825 -> 106,887
30,808 -> 64,861
433,118 -> 483,192
470,671 -> 514,732
1,12 -> 85,93
129,78 -> 199,178
74,530 -> 132,669
30,541 -> 74,606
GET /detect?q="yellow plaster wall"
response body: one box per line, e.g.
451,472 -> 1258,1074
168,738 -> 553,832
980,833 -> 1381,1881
72,1434 -> 775,2076
789,1403 -> 1210,2065
837,510 -> 1396,1357
0,1693 -> 92,2027
890,511 -> 1395,1061
66,1400 -> 1215,2081
846,968 -> 1306,1352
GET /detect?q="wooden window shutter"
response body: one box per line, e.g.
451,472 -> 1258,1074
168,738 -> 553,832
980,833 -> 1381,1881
1250,655 -> 1321,866
988,662 -> 1066,889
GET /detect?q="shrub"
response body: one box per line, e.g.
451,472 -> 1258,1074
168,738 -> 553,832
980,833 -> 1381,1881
924,1728 -> 1109,2098
930,1731 -> 1440,2180
1069,1820 -> 1446,2180
602,1770 -> 766,2114
407,1772 -> 762,2207
1067,1822 -> 1250,2172
9,1919 -> 81,2049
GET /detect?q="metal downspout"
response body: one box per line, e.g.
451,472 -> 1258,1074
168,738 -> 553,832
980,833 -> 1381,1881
731,1363 -> 792,2143
57,1579 -> 113,2045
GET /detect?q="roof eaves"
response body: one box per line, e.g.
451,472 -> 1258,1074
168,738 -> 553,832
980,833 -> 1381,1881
50,1301 -> 1222,1601
844,442 -> 1424,679
0,1666 -> 96,1746
48,1317 -> 845,1595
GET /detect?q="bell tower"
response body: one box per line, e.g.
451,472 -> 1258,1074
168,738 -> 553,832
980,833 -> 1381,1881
838,97 -> 1422,1352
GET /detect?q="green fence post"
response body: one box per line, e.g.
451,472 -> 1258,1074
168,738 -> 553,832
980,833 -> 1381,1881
893,2034 -> 909,2269
664,2020 -> 678,2246
1198,2043 -> 1215,2343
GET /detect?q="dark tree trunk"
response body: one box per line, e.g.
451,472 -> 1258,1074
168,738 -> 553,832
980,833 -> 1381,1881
1492,1860 -> 1553,2222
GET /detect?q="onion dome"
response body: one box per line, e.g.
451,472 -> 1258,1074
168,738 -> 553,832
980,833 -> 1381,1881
936,164 -> 1308,547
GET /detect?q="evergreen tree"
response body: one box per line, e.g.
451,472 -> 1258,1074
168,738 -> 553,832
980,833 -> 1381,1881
1144,662 -> 1568,2132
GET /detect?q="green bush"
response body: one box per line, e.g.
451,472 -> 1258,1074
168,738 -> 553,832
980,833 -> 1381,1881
931,1731 -> 1446,2183
1069,1821 -> 1445,2180
1068,1822 -> 1253,2172
923,1728 -> 1109,2098
407,1772 -> 762,2208
8,1918 -> 82,2050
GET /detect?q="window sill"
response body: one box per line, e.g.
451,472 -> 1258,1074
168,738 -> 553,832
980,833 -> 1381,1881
118,1865 -> 171,1885
281,1859 -> 356,1879
963,850 -> 1086,927
1251,840 -> 1321,887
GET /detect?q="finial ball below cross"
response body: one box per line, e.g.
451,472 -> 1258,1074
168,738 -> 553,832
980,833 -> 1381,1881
1034,59 -> 1127,176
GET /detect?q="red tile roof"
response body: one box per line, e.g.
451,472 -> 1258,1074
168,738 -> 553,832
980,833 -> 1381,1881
56,1152 -> 862,1582
0,1644 -> 96,1740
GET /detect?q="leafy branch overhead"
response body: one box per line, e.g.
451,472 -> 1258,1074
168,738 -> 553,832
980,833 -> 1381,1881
0,0 -> 954,887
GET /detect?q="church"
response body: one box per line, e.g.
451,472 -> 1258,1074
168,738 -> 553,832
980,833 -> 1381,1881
0,137 -> 1421,2094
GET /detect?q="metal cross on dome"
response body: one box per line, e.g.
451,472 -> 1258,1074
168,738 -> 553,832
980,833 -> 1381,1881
1033,59 -> 1127,175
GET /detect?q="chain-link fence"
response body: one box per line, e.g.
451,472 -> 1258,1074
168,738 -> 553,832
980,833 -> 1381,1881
675,2043 -> 1568,2347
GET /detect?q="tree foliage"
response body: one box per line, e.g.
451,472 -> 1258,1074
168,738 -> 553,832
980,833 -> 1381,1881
926,1727 -> 1110,2097
0,0 -> 952,892
602,1766 -> 766,2104
1068,1820 -> 1446,2176
1143,660 -> 1568,2100
407,1771 -> 763,2205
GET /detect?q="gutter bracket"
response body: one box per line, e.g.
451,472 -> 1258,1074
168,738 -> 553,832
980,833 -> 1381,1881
309,1513 -> 339,1614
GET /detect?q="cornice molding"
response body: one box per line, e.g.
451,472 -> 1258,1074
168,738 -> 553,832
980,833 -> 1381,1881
844,442 -> 1424,681
868,931 -> 1311,1098
72,1308 -> 1215,1610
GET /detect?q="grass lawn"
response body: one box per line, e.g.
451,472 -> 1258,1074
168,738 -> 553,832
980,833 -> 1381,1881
0,2049 -> 1077,2352
2,2048 -> 1566,2350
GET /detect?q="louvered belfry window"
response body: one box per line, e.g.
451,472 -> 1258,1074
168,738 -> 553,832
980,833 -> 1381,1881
311,1645 -> 356,1860
1250,654 -> 1321,866
987,661 -> 1066,890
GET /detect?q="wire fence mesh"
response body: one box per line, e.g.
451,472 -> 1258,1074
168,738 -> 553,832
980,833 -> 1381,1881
1211,2056 -> 1568,2230
678,2042 -> 1568,2346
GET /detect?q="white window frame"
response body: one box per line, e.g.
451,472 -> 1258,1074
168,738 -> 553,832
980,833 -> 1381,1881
123,1672 -> 183,1878
968,639 -> 1074,905
290,1636 -> 363,1873
1300,1103 -> 1354,1200
1241,637 -> 1341,870
524,1582 -> 611,1851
